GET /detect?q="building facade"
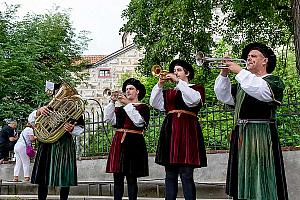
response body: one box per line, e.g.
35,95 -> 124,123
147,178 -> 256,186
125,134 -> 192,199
76,33 -> 144,109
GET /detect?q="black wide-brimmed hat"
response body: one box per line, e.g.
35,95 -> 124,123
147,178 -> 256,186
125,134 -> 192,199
122,78 -> 146,101
241,42 -> 276,73
169,59 -> 194,80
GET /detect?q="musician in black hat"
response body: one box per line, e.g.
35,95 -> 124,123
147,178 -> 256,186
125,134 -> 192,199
150,59 -> 207,200
214,42 -> 288,200
104,78 -> 150,200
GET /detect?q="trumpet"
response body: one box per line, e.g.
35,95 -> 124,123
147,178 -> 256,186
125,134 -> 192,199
195,51 -> 247,69
103,89 -> 126,99
151,65 -> 169,80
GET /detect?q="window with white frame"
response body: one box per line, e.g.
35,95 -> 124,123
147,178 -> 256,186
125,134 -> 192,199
98,69 -> 111,78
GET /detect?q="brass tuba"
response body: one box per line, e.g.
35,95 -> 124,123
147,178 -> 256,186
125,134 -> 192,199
34,82 -> 85,143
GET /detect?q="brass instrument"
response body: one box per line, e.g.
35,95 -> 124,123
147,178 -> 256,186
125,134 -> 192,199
103,89 -> 126,99
195,51 -> 247,69
34,82 -> 85,143
151,65 -> 169,80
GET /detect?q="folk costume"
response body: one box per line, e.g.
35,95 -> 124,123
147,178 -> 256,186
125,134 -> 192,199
105,78 -> 149,200
150,59 -> 207,200
214,43 -> 288,200
29,82 -> 85,200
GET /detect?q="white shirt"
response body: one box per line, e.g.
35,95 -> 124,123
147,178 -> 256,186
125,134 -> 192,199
17,127 -> 34,146
214,69 -> 273,106
149,79 -> 202,111
104,102 -> 146,127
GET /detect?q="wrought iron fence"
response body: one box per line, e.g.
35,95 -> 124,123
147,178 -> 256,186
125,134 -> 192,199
13,90 -> 300,158
77,90 -> 300,157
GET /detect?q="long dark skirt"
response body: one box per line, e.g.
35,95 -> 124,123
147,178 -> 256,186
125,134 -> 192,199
155,113 -> 207,168
31,134 -> 77,187
226,124 -> 288,200
106,131 -> 149,177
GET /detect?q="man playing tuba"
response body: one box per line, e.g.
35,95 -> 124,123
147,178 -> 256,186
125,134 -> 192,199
28,81 -> 85,200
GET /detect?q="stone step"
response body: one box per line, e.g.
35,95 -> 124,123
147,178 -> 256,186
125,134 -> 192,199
0,180 -> 227,199
0,195 -> 230,200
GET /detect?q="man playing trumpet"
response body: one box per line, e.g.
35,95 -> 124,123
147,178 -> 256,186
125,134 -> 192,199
214,43 -> 288,200
104,78 -> 150,200
150,59 -> 207,200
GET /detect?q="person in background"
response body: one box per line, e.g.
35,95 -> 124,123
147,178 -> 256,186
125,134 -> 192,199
214,42 -> 288,200
0,119 -> 18,164
104,78 -> 150,200
13,121 -> 37,182
150,59 -> 207,200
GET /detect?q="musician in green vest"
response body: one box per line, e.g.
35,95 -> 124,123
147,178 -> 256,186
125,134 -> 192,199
214,42 -> 288,200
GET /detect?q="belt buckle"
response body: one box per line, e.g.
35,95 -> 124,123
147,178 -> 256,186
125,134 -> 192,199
238,119 -> 248,124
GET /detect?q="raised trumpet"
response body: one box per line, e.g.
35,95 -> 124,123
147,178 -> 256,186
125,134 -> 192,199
195,51 -> 247,69
151,65 -> 169,80
103,89 -> 126,99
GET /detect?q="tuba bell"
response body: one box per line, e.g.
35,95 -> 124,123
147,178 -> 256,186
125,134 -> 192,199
34,82 -> 85,143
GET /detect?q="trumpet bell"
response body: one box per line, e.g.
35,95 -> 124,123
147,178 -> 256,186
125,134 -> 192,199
151,65 -> 162,76
151,65 -> 168,80
103,88 -> 112,98
103,89 -> 125,99
195,51 -> 205,66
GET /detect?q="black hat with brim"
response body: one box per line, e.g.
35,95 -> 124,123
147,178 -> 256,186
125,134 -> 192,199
241,42 -> 276,73
122,78 -> 146,101
169,59 -> 194,80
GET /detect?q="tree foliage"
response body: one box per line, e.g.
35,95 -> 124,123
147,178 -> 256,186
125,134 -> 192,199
0,4 -> 90,122
122,0 -> 300,78
121,0 -> 213,75
292,0 -> 300,77
217,0 -> 299,77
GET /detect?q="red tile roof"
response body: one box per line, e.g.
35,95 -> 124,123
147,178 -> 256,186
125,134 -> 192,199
81,55 -> 106,64
73,55 -> 106,66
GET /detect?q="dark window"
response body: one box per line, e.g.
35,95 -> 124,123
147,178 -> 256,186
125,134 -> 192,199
98,69 -> 111,78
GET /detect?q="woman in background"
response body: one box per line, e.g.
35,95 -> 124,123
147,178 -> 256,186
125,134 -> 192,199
13,122 -> 36,182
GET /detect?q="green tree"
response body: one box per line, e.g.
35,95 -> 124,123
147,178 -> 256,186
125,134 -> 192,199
121,0 -> 213,75
0,4 -> 90,123
293,0 -> 300,77
219,0 -> 300,78
122,0 -> 300,78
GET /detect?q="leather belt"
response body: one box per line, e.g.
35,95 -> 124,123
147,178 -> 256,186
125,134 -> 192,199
237,119 -> 274,125
116,128 -> 143,143
168,110 -> 197,118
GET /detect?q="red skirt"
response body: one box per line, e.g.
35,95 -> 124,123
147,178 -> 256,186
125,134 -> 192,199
155,113 -> 207,167
106,131 -> 149,177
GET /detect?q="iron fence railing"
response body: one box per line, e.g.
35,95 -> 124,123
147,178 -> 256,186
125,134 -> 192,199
77,91 -> 299,157
12,90 -> 300,158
